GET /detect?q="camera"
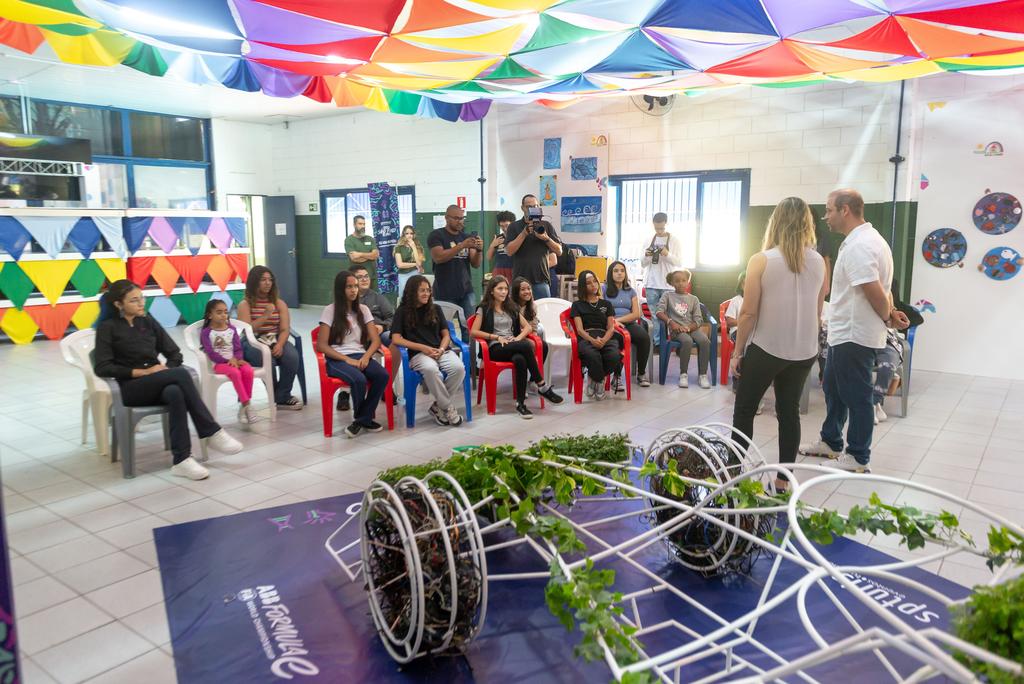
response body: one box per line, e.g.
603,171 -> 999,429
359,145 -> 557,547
647,247 -> 660,265
534,224 -> 546,234
527,206 -> 543,220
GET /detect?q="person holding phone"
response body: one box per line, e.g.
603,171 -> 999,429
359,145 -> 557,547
428,204 -> 483,318
505,194 -> 562,300
487,210 -> 516,281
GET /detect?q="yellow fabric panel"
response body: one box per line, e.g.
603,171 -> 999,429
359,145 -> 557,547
0,1 -> 101,29
470,0 -> 560,9
94,257 -> 126,283
401,22 -> 527,55
42,28 -> 135,66
19,259 -> 80,305
71,300 -> 99,330
363,87 -> 391,112
378,56 -> 498,80
832,60 -> 942,82
940,50 -> 1024,67
786,41 -> 886,72
0,307 -> 39,344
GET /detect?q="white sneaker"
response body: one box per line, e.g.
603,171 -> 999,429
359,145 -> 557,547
595,382 -> 606,400
585,380 -> 597,398
445,406 -> 464,426
874,404 -> 887,424
245,405 -> 261,424
834,453 -> 871,473
799,440 -> 841,459
698,375 -> 711,389
237,404 -> 249,425
638,374 -> 650,387
677,374 -> 688,389
170,457 -> 209,481
208,429 -> 243,455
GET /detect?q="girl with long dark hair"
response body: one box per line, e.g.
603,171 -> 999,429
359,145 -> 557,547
470,276 -> 562,418
570,270 -> 620,400
93,279 -> 242,480
603,260 -> 651,387
391,274 -> 466,426
237,266 -> 302,410
316,271 -> 387,437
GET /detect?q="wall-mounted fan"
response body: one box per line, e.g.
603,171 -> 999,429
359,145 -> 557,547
630,94 -> 675,116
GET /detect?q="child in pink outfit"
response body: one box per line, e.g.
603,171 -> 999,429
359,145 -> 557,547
200,300 -> 259,425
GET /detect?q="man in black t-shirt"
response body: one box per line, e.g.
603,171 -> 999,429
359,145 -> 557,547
505,194 -> 562,299
428,204 -> 482,318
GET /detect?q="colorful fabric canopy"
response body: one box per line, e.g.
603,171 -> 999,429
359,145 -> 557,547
2,0 -> 1024,114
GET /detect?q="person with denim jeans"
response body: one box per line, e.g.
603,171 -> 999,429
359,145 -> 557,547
800,189 -> 910,472
428,204 -> 481,319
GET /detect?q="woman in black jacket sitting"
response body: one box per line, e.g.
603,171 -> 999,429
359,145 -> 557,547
93,279 -> 242,480
470,276 -> 562,418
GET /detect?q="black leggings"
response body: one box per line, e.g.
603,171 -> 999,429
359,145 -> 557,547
616,321 -> 650,376
578,331 -> 622,384
489,340 -> 543,402
119,367 -> 221,463
731,344 -> 815,480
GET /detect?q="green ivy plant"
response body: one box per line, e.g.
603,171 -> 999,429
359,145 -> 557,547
951,575 -> 1024,683
376,433 -> 1023,683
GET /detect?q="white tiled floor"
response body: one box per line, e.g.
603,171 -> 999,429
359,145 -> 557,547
2,308 -> 1022,682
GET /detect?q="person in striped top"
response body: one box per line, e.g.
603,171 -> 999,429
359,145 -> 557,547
237,266 -> 303,410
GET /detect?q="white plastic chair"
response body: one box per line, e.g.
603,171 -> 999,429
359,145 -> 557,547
535,297 -> 573,389
183,319 -> 277,422
60,329 -> 111,457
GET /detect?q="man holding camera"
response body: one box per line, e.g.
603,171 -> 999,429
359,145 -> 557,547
429,204 -> 483,318
505,194 -> 563,299
642,212 -> 684,347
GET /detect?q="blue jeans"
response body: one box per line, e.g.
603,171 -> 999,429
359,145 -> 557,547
325,354 -> 389,426
243,338 -> 299,405
820,342 -> 877,464
531,282 -> 551,300
645,288 -> 670,347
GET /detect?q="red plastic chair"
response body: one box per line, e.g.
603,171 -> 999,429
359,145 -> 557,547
719,300 -> 733,386
468,314 -> 546,415
558,308 -> 632,404
311,327 -> 394,437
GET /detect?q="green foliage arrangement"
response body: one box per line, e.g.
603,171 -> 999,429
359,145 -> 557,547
951,575 -> 1024,683
375,433 -> 1024,684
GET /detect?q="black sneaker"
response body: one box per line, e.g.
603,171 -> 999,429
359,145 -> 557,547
361,420 -> 384,433
344,421 -> 363,438
539,386 -> 563,404
336,391 -> 350,412
515,403 -> 533,419
428,402 -> 449,426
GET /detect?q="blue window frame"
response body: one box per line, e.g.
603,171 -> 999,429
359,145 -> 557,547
609,169 -> 750,272
0,95 -> 214,209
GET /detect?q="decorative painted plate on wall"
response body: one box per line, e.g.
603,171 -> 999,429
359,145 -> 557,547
972,192 -> 1021,234
921,228 -> 967,268
978,246 -> 1022,280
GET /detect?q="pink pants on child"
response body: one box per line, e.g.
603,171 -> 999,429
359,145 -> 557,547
214,362 -> 254,403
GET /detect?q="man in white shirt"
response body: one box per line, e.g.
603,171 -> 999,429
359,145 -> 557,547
801,189 -> 909,473
641,212 -> 684,347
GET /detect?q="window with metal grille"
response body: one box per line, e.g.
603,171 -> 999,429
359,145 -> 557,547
319,186 -> 416,257
611,170 -> 749,274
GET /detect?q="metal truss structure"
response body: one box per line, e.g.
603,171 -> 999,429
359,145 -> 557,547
0,157 -> 84,177
326,422 -> 1023,683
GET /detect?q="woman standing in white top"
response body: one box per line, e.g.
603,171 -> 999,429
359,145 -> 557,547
730,197 -> 826,492
641,211 -> 685,347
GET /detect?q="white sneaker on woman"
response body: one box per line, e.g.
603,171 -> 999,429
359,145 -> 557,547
677,374 -> 688,389
698,375 -> 711,389
170,457 -> 209,481
208,430 -> 243,454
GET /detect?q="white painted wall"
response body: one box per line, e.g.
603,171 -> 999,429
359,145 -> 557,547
211,119 -> 275,206
907,81 -> 1024,380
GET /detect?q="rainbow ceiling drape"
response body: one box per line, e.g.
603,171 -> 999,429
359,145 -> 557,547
3,0 -> 1024,118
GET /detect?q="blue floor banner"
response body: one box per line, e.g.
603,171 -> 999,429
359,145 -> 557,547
156,490 -> 970,683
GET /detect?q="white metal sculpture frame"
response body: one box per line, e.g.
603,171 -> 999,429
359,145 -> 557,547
325,422 -> 1024,683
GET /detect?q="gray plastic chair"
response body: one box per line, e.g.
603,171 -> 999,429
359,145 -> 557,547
436,300 -> 476,389
104,366 -> 209,479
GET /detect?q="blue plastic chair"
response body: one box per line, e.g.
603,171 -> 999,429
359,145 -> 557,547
288,330 -> 308,405
398,321 -> 473,427
658,303 -> 718,386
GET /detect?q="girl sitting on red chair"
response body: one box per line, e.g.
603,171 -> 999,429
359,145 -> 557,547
571,270 -> 621,400
315,270 -> 387,438
471,276 -> 562,419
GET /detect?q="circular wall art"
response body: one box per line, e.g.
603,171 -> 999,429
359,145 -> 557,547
921,227 -> 967,268
978,246 -> 1022,280
972,191 -> 1021,234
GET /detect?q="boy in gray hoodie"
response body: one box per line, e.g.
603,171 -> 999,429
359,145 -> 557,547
655,270 -> 711,389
